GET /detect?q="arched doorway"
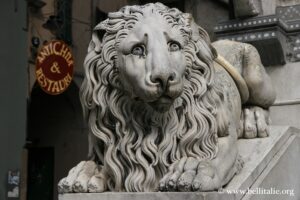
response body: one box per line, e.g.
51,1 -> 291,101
26,81 -> 88,200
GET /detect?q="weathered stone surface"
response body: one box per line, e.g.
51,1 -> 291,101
270,105 -> 300,129
233,0 -> 262,18
244,130 -> 300,199
226,126 -> 296,190
266,62 -> 300,129
59,192 -> 234,200
59,126 -> 300,200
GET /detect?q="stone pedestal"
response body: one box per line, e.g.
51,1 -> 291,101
59,126 -> 300,200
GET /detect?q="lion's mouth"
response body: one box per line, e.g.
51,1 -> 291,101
148,95 -> 174,113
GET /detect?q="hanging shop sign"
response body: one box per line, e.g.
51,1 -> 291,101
35,40 -> 74,95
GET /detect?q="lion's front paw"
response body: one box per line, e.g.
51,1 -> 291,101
58,161 -> 107,193
159,157 -> 221,192
243,106 -> 270,138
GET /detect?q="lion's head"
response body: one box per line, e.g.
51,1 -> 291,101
80,3 -> 228,192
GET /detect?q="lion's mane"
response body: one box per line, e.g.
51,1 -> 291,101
80,3 -> 228,192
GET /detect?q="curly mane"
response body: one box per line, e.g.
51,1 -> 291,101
80,3 -> 228,192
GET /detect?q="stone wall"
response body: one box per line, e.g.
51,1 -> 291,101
0,1 -> 27,199
71,0 -> 92,76
267,63 -> 300,128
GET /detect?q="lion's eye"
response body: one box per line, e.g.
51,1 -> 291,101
169,41 -> 181,52
131,45 -> 145,56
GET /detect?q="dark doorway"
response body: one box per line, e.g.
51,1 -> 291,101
26,82 -> 88,200
27,147 -> 54,200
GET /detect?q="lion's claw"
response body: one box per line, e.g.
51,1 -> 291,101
243,106 -> 270,139
192,182 -> 201,190
159,158 -> 221,192
58,161 -> 107,194
177,171 -> 195,191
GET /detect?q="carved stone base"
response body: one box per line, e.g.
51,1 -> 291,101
59,126 -> 300,200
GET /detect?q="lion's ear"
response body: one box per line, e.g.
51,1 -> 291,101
188,16 -> 218,59
88,23 -> 106,53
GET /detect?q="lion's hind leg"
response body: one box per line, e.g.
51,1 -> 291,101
242,44 -> 276,108
238,43 -> 274,139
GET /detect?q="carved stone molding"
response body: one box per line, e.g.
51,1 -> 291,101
214,4 -> 300,65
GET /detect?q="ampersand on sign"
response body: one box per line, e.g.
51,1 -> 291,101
50,62 -> 61,74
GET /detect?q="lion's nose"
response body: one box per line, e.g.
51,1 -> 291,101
150,71 -> 176,88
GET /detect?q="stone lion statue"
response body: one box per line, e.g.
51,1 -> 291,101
58,3 -> 275,193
